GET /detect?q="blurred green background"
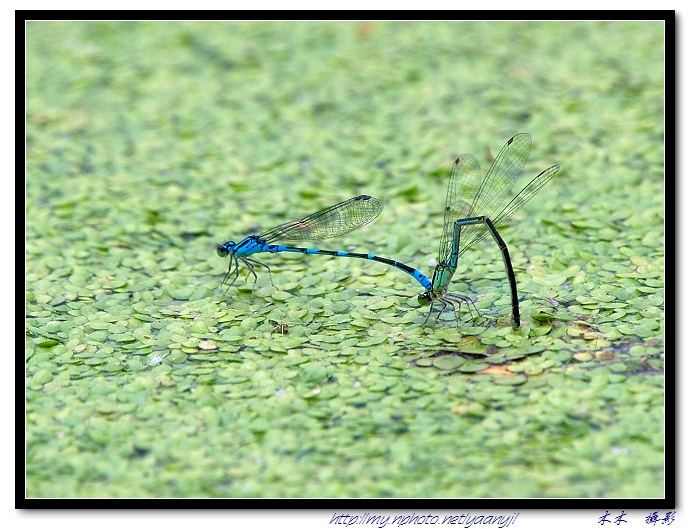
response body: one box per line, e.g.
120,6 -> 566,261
26,21 -> 664,498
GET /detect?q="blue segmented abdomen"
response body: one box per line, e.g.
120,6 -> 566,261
414,271 -> 432,290
266,244 -> 432,290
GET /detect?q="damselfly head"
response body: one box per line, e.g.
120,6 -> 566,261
216,242 -> 234,257
418,292 -> 432,306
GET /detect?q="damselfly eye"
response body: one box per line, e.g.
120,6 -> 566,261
417,293 -> 431,306
217,244 -> 231,257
